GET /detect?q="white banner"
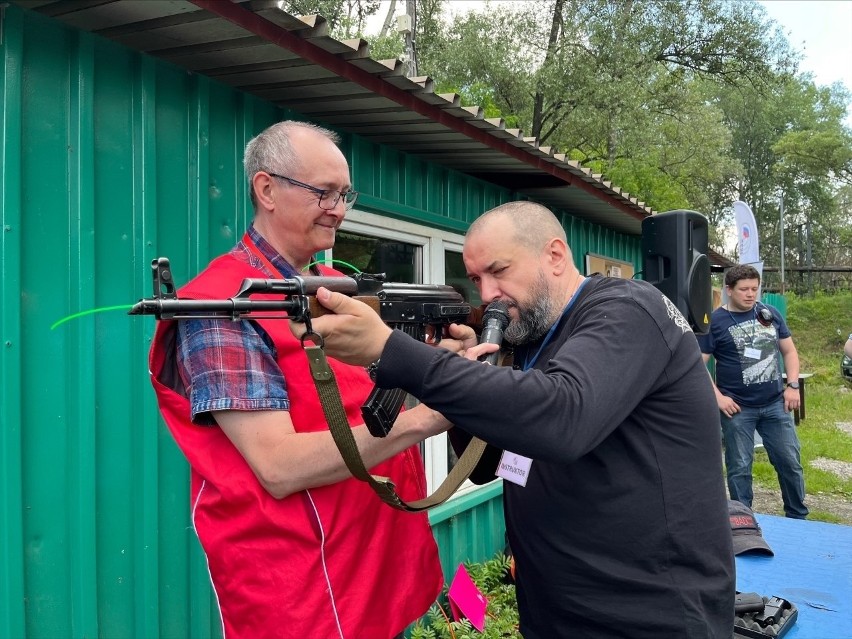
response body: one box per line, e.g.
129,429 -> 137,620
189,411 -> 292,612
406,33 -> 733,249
731,201 -> 765,449
732,200 -> 763,277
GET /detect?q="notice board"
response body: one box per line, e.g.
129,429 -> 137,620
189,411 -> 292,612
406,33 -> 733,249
584,253 -> 635,279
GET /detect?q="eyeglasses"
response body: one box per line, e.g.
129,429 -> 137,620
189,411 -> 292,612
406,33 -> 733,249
268,173 -> 358,211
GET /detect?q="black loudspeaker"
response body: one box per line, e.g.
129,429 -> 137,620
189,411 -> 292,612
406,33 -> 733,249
641,209 -> 712,334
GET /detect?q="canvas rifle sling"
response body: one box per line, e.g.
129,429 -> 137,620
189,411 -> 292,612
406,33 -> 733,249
240,233 -> 488,509
303,341 -> 487,512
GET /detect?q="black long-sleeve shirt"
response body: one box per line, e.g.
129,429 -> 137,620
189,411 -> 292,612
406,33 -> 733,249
377,276 -> 735,639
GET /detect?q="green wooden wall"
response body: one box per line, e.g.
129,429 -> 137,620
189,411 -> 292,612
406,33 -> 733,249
1,4 -> 640,637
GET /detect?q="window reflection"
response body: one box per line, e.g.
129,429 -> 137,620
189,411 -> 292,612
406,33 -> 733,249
327,230 -> 486,487
332,230 -> 418,282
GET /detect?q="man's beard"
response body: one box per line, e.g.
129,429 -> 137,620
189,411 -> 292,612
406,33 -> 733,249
504,271 -> 556,345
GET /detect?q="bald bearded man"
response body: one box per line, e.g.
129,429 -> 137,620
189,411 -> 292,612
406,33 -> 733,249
293,201 -> 735,639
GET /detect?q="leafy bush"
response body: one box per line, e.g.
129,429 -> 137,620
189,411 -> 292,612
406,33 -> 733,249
409,553 -> 520,639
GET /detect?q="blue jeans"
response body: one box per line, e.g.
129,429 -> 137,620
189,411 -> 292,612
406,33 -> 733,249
721,400 -> 808,519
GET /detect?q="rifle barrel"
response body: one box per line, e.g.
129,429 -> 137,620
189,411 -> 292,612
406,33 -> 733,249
129,298 -> 303,319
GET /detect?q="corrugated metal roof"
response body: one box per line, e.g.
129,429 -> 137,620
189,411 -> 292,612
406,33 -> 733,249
14,0 -> 658,236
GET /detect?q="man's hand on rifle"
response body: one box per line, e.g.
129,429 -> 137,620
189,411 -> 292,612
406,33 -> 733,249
435,323 -> 479,356
291,287 -> 390,366
289,287 -> 480,365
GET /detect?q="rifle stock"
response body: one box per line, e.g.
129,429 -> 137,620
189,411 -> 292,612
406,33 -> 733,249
131,257 -> 476,437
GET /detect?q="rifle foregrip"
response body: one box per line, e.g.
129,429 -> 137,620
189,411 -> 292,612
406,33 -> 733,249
307,296 -> 382,318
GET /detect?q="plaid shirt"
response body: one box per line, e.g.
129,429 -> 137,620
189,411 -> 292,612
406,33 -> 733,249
176,226 -> 297,424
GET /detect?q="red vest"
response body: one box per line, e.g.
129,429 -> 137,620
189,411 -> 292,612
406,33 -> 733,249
149,254 -> 442,638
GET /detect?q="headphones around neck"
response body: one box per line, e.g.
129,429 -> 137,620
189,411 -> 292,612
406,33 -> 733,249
755,304 -> 774,327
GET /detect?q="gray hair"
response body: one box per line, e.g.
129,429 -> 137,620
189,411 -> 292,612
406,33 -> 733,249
243,121 -> 341,208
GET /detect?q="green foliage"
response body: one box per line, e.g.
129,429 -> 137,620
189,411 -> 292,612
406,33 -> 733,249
431,80 -> 519,126
368,0 -> 852,274
784,291 -> 852,372
281,0 -> 381,38
409,553 -> 520,639
368,32 -> 405,61
708,70 -> 852,283
327,1 -> 852,276
751,292 -> 852,518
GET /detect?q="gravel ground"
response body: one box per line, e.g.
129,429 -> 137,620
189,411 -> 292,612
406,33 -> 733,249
749,421 -> 852,526
750,485 -> 852,525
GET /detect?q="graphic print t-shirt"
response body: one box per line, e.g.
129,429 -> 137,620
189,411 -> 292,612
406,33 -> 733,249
697,306 -> 790,407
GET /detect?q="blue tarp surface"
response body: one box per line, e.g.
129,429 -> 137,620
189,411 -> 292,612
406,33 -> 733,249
736,514 -> 852,638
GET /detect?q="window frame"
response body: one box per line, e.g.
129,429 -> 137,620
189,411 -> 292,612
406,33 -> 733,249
322,209 -> 488,496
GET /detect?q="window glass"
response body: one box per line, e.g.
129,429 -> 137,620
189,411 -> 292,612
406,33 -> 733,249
333,230 -> 418,282
330,210 -> 490,494
332,228 -> 424,458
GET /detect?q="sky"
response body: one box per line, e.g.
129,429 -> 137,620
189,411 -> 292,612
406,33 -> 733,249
759,1 -> 852,113
369,1 -> 852,121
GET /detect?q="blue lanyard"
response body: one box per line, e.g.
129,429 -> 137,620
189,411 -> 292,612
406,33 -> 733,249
523,278 -> 589,371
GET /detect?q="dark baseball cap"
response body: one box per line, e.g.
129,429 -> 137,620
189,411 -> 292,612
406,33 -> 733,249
729,500 -> 774,556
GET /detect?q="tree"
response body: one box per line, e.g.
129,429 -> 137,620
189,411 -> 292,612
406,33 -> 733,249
411,0 -> 798,215
709,72 -> 852,289
361,0 -> 852,284
772,81 -> 852,187
350,0 -> 447,72
281,0 -> 381,38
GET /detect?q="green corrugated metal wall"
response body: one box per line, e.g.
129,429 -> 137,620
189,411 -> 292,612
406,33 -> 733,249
428,482 -> 507,576
762,292 -> 787,319
1,5 -> 640,637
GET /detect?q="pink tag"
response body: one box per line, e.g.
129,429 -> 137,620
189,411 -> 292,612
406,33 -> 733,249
448,564 -> 488,632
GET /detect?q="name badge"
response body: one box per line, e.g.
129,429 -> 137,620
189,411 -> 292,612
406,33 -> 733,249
744,347 -> 762,360
496,451 -> 533,487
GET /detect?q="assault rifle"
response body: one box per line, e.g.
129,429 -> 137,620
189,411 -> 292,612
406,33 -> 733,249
130,257 -> 475,437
